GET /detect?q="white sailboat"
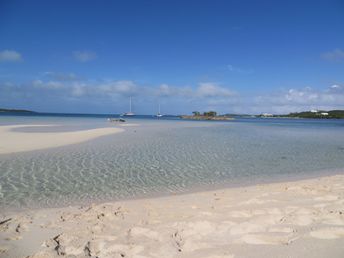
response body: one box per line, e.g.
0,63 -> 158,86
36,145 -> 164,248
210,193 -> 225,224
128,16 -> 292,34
156,102 -> 163,117
123,96 -> 135,116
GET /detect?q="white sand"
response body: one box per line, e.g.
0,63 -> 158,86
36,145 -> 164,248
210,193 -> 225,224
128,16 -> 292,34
0,125 -> 124,154
1,174 -> 344,258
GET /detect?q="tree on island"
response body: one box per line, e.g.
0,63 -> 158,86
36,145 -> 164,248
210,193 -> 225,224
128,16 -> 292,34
203,111 -> 217,117
192,111 -> 201,116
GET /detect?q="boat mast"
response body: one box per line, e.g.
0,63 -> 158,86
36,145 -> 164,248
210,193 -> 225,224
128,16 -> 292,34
129,97 -> 132,113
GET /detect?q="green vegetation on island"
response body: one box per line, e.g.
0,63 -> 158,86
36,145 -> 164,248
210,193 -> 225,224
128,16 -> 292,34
0,108 -> 35,113
258,110 -> 344,119
180,111 -> 234,121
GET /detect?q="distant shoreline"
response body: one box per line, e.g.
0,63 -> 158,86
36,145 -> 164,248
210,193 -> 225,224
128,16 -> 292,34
1,108 -> 344,119
0,108 -> 35,113
257,110 -> 344,119
180,115 -> 234,121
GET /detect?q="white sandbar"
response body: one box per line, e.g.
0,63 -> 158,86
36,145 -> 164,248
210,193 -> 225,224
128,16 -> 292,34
0,125 -> 124,154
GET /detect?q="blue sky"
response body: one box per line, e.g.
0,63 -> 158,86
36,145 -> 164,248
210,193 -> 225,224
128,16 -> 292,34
0,0 -> 344,114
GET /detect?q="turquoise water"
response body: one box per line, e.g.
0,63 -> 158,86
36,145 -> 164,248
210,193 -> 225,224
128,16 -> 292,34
1,114 -> 344,210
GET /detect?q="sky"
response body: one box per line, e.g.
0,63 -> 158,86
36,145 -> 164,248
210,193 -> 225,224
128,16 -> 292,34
0,0 -> 344,115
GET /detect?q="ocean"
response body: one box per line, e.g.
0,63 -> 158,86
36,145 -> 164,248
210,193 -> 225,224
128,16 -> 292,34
1,113 -> 344,210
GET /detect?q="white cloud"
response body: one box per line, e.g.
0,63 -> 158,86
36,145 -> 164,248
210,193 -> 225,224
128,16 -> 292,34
73,51 -> 97,62
32,80 -> 64,89
152,83 -> 237,113
32,79 -> 43,87
330,84 -> 342,90
329,84 -> 344,91
322,49 -> 344,62
0,50 -> 22,62
254,84 -> 344,113
98,80 -> 138,97
155,82 -> 235,99
112,80 -> 137,95
227,64 -> 253,74
158,84 -> 172,96
6,75 -> 343,115
196,83 -> 235,98
0,78 -> 239,113
156,84 -> 192,97
71,83 -> 86,97
45,72 -> 79,81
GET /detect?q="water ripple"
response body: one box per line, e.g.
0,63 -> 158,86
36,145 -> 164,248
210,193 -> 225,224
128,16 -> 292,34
1,121 -> 344,210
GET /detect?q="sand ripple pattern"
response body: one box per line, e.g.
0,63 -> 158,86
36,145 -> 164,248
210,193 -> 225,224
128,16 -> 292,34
1,175 -> 344,257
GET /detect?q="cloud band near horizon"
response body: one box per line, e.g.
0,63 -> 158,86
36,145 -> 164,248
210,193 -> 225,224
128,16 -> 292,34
0,76 -> 343,114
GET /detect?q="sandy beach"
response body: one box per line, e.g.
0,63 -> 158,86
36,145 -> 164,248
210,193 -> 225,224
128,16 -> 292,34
0,125 -> 124,154
1,174 -> 344,258
1,122 -> 344,257
2,0 -> 344,256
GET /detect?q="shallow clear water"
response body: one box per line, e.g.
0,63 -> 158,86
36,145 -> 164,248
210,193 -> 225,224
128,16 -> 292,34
1,114 -> 344,210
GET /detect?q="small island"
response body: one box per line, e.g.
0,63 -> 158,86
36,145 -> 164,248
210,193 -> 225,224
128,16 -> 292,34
180,111 -> 234,121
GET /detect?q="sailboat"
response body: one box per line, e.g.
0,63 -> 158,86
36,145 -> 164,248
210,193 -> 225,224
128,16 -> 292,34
156,102 -> 163,117
123,96 -> 135,116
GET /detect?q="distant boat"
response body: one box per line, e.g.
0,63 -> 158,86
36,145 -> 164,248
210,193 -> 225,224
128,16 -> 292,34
123,97 -> 135,116
156,102 -> 163,117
